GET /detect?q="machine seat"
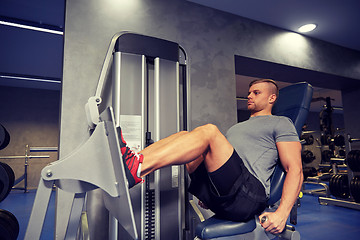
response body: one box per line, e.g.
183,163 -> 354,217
196,217 -> 256,239
194,163 -> 285,239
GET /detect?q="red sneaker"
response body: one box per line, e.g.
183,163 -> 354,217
118,126 -> 143,188
122,147 -> 143,188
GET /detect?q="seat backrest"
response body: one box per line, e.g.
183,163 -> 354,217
267,82 -> 313,206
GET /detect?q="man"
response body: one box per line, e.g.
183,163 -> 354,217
120,79 -> 303,234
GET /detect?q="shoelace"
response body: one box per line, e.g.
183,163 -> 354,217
124,146 -> 141,160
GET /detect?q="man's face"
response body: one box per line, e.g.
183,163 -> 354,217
247,82 -> 274,113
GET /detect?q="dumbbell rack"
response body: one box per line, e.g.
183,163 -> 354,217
318,134 -> 360,210
301,130 -> 331,198
0,145 -> 56,192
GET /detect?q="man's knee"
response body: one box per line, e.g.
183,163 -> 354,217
201,123 -> 221,136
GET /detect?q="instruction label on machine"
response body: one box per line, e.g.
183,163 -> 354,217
172,165 -> 179,188
120,115 -> 142,153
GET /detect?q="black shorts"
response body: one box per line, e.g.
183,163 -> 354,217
188,150 -> 267,222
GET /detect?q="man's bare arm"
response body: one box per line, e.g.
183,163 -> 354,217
259,141 -> 303,234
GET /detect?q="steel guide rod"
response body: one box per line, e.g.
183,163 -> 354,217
154,57 -> 161,240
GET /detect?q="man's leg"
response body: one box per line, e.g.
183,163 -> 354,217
120,123 -> 233,188
140,131 -> 188,155
140,130 -> 204,173
119,130 -> 189,188
186,154 -> 204,174
139,124 -> 234,177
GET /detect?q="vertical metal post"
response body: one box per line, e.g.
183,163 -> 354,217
25,144 -> 29,192
141,55 -> 146,240
112,51 -> 146,239
113,52 -> 122,127
185,59 -> 191,132
347,134 -> 352,152
110,51 -> 122,240
176,62 -> 180,132
66,192 -> 86,239
180,48 -> 192,239
175,62 -> 183,240
24,179 -> 54,240
153,57 -> 161,240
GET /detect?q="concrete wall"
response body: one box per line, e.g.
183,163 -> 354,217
0,86 -> 60,189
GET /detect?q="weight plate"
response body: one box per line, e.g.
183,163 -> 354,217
329,175 -> 335,193
330,174 -> 339,197
0,124 -> 10,150
357,177 -> 360,203
356,150 -> 360,172
350,177 -> 355,199
338,175 -> 344,198
0,163 -> 14,189
0,163 -> 15,202
352,151 -> 358,172
356,177 -> 360,198
335,174 -> 343,198
348,150 -> 360,172
334,135 -> 345,146
302,150 -> 315,164
347,151 -> 355,171
0,165 -> 10,202
0,181 -> 4,196
353,177 -> 360,203
0,209 -> 19,240
352,150 -> 358,172
339,149 -> 346,158
339,175 -> 349,198
335,174 -> 342,198
329,174 -> 336,194
322,150 -> 334,163
351,177 -> 360,203
0,209 -> 19,238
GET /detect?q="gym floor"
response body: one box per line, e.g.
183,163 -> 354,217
1,184 -> 360,240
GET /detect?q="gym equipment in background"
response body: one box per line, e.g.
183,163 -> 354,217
318,134 -> 360,210
193,82 -> 313,240
0,145 -> 56,192
302,96 -> 347,198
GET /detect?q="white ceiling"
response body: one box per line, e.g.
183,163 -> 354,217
188,0 -> 360,52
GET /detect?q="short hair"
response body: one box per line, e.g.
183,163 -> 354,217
249,78 -> 279,97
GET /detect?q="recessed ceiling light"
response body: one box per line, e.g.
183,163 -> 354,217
298,23 -> 317,33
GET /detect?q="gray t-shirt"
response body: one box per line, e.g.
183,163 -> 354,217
226,115 -> 299,197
